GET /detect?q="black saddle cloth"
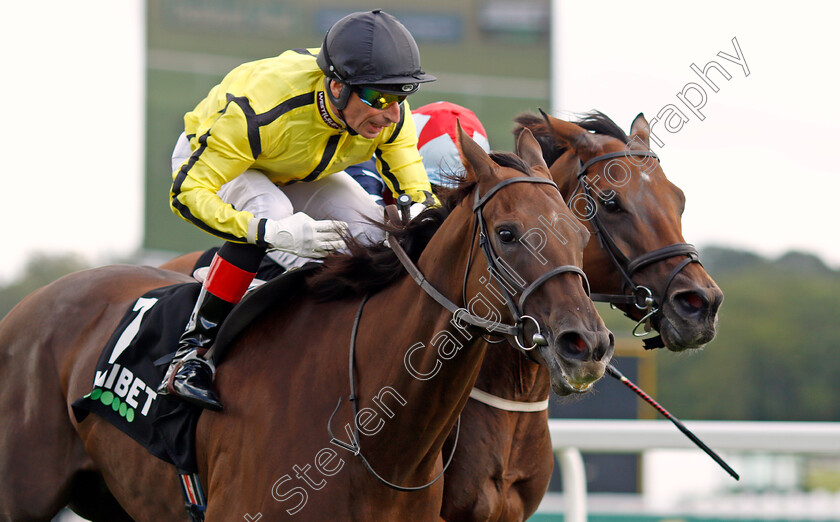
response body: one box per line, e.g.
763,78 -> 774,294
71,261 -> 318,473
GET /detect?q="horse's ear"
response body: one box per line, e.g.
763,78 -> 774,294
515,127 -> 551,179
630,112 -> 651,148
538,108 -> 594,153
549,151 -> 581,197
456,119 -> 496,183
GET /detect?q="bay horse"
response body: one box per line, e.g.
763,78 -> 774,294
437,111 -> 724,521
160,111 -> 725,521
0,127 -> 614,520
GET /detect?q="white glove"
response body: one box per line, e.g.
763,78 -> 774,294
263,213 -> 348,259
409,202 -> 427,220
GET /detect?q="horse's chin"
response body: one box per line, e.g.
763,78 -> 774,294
551,377 -> 595,396
536,345 -> 603,397
657,311 -> 718,352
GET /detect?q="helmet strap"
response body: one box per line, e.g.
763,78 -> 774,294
324,78 -> 359,135
326,78 -> 352,111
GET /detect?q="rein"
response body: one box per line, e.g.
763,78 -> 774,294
388,176 -> 590,354
386,176 -> 589,417
572,150 -> 702,349
331,175 -> 587,490
470,179 -> 590,352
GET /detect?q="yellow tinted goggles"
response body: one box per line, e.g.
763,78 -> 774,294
354,87 -> 407,110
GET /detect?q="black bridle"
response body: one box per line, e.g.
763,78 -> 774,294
571,150 -> 701,349
327,175 -> 591,493
394,176 -> 590,354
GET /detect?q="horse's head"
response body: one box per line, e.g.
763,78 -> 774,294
514,111 -> 723,351
445,123 -> 614,394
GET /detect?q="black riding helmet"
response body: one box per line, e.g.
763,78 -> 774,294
317,9 -> 436,110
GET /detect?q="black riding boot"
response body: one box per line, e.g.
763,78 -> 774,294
157,287 -> 233,411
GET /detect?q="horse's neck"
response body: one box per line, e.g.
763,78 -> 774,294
474,343 -> 549,402
350,221 -> 490,482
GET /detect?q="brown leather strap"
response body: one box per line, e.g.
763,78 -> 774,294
383,205 -> 518,335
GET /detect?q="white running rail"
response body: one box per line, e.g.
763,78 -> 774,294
549,419 -> 840,522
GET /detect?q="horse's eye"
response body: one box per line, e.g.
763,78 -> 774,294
601,198 -> 622,213
497,228 -> 516,243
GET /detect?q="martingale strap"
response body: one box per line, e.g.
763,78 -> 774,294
327,293 -> 461,492
334,176 -> 579,491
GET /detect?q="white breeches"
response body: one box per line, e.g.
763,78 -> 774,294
172,133 -> 385,269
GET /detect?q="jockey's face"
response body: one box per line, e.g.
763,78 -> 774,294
330,81 -> 402,139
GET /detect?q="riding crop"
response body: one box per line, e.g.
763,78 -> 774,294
606,364 -> 740,480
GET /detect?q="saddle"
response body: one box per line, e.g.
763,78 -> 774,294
72,259 -> 319,473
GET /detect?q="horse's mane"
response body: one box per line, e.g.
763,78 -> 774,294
307,152 -> 530,301
513,110 -> 629,165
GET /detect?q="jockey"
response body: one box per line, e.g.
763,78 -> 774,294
159,9 -> 437,411
267,102 -> 490,273
270,102 -> 491,271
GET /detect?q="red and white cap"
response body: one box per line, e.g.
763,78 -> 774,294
412,101 -> 490,187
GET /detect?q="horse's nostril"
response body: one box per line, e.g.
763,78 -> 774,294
676,291 -> 707,315
590,331 -> 613,362
558,332 -> 588,359
685,293 -> 704,310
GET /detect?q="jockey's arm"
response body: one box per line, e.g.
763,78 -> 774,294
170,105 -> 263,245
170,103 -> 346,258
375,105 -> 439,208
